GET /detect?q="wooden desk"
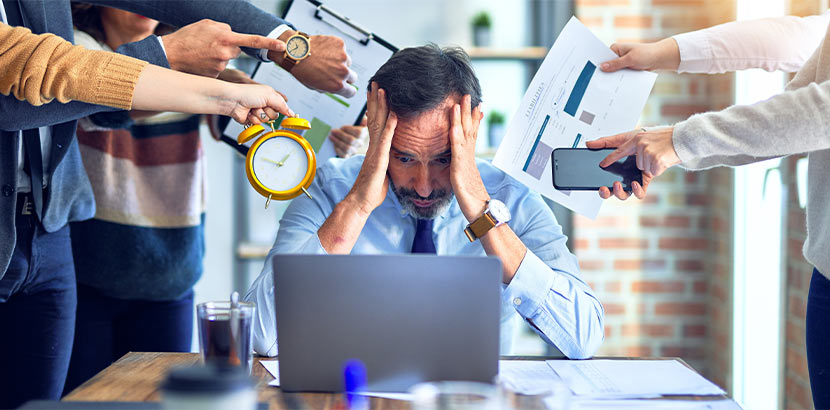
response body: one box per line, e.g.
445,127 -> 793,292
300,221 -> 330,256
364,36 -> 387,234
63,352 -> 728,410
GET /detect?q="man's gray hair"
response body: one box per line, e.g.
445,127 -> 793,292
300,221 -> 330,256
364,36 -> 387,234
369,44 -> 482,119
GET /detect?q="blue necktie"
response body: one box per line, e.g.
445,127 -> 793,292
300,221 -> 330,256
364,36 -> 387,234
411,218 -> 436,254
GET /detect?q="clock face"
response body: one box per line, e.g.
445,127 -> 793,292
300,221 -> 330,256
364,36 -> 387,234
286,36 -> 310,59
251,136 -> 309,192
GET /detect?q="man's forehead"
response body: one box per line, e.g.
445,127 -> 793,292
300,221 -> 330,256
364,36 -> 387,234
389,96 -> 461,156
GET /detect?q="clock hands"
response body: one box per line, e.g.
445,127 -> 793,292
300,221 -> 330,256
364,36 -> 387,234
262,152 -> 292,167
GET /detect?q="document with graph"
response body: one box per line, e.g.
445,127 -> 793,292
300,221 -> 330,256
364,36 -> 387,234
223,0 -> 396,163
492,16 -> 656,218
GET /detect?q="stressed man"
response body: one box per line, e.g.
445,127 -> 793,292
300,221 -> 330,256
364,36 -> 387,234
245,44 -> 604,359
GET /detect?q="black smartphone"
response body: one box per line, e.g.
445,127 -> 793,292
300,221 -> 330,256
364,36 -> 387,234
551,148 -> 642,192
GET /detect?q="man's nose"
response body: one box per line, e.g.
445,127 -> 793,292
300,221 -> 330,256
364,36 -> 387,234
414,164 -> 432,198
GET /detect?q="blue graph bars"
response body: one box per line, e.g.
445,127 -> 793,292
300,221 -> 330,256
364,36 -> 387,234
523,115 -> 551,172
564,61 -> 596,117
572,133 -> 582,148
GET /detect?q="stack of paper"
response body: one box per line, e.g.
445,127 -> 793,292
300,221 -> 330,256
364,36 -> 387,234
545,360 -> 726,397
498,360 -> 565,395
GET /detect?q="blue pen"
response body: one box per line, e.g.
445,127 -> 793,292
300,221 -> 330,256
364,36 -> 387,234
343,359 -> 368,410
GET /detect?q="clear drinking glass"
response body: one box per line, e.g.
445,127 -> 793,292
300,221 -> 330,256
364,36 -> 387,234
196,301 -> 256,374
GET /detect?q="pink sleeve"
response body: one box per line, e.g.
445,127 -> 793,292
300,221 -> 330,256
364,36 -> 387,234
673,12 -> 830,74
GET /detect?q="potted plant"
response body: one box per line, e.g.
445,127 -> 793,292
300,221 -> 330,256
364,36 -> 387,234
471,11 -> 492,47
488,111 -> 506,148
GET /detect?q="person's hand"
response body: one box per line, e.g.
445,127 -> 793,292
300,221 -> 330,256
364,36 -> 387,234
221,83 -> 294,126
586,127 -> 679,200
162,20 -> 286,78
344,82 -> 396,215
217,68 -> 257,84
330,117 -> 367,158
269,31 -> 357,98
449,95 -> 489,222
599,38 -> 681,73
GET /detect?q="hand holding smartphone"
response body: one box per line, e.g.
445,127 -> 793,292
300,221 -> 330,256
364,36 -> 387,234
552,148 -> 642,192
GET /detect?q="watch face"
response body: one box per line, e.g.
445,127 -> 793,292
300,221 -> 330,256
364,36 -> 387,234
286,36 -> 310,60
488,200 -> 511,223
251,136 -> 309,192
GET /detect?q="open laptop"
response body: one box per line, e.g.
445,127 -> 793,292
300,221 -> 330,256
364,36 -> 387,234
273,254 -> 502,392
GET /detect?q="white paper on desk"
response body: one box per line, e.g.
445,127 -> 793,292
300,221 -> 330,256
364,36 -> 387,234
260,360 -> 280,387
498,359 -> 565,395
546,360 -> 725,397
492,16 -> 656,219
550,398 -> 743,410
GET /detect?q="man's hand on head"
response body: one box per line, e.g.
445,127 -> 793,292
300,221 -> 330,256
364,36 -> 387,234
449,95 -> 490,222
343,82 -> 396,216
162,19 -> 286,78
268,31 -> 357,97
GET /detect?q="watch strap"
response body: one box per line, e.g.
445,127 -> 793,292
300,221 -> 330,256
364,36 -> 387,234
464,212 -> 497,242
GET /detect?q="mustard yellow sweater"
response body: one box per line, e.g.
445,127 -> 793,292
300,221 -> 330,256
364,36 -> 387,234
0,23 -> 147,110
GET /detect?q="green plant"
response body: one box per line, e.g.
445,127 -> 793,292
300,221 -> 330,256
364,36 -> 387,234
472,11 -> 492,29
488,111 -> 505,125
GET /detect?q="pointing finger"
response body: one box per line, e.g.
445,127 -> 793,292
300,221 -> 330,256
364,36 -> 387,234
599,139 -> 635,168
228,32 -> 286,53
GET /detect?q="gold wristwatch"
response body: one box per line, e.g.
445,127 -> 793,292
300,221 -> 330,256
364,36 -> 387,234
279,31 -> 311,72
464,199 -> 511,242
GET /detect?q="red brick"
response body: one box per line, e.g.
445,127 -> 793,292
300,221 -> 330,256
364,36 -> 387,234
631,280 -> 685,293
693,280 -> 707,294
790,295 -> 807,319
621,324 -> 674,337
579,259 -> 605,270
786,347 -> 809,383
573,238 -> 590,251
655,302 -> 706,316
579,16 -> 604,28
605,326 -> 613,338
604,303 -> 626,315
660,345 -> 706,359
661,15 -> 709,30
640,216 -> 691,228
625,345 -> 653,357
658,237 -> 708,251
660,104 -> 709,118
574,215 -> 629,228
677,259 -> 705,272
613,16 -> 653,28
599,238 -> 649,249
683,324 -> 707,337
605,281 -> 622,293
614,259 -> 667,271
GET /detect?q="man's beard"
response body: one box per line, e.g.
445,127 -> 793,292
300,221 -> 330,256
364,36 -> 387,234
392,182 -> 454,219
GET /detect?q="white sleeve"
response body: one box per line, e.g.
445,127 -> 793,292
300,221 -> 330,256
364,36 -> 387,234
673,12 -> 830,74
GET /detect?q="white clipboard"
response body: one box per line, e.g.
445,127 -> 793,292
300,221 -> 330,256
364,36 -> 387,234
221,0 -> 397,164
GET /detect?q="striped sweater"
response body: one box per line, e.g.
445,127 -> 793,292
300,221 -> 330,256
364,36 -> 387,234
69,31 -> 207,301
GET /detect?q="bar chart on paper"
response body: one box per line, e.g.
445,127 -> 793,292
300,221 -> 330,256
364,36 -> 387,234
493,17 -> 656,218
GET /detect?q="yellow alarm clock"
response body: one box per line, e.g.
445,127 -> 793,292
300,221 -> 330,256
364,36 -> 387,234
237,117 -> 316,208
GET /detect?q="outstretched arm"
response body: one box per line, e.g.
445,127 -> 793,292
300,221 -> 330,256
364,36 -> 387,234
600,12 -> 830,74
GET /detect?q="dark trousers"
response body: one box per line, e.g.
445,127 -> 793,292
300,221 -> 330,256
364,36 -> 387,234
63,284 -> 194,394
808,269 -> 830,409
0,213 -> 76,409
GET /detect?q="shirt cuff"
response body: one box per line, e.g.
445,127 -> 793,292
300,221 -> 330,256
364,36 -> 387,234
673,30 -> 713,73
259,24 -> 292,62
154,35 -> 167,58
503,250 -> 557,319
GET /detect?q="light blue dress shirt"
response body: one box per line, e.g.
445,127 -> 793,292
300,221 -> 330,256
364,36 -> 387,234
245,156 -> 604,359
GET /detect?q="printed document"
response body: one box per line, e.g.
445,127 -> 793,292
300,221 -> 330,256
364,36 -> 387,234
498,360 -> 565,395
493,16 -> 656,218
546,359 -> 726,397
555,399 -> 743,410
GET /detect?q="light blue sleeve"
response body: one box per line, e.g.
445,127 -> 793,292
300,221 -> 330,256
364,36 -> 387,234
244,167 -> 336,356
501,189 -> 605,359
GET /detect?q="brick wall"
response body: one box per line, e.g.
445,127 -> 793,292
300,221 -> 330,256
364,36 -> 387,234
574,0 -> 735,390
781,0 -> 821,406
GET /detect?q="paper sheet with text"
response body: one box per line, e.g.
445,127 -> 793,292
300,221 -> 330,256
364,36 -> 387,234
493,17 -> 656,218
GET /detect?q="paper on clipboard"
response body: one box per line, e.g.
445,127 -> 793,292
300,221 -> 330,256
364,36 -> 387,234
223,0 -> 396,164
